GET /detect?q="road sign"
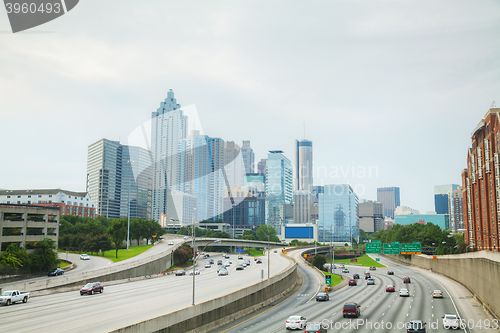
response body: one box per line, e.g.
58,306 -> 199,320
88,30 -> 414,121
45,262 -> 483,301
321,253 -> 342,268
235,249 -> 244,252
433,256 -> 437,260
366,241 -> 382,254
383,242 -> 400,255
376,258 -> 380,262
325,275 -> 332,285
304,254 -> 307,258
401,242 -> 422,255
350,258 -> 358,262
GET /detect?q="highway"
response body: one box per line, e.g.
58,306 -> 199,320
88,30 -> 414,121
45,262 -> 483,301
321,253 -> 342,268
0,250 -> 292,333
213,251 -> 496,333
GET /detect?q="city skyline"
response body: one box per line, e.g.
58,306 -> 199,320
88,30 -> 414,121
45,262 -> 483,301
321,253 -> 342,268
1,1 -> 499,214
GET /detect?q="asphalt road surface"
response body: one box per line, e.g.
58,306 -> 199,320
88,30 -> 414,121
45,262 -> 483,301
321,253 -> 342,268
0,250 -> 292,333
212,251 -> 496,333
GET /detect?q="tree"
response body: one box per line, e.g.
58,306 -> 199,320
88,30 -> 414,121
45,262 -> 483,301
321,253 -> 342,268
108,219 -> 127,258
256,225 -> 279,242
311,254 -> 326,271
130,218 -> 146,246
96,234 -> 113,256
29,238 -> 59,272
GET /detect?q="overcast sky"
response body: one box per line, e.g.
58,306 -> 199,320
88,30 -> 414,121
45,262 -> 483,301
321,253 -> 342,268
1,0 -> 499,213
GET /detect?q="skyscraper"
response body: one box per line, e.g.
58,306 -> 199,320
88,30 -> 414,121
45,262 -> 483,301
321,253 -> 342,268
150,89 -> 188,221
434,184 -> 460,214
295,140 -> 313,192
224,141 -> 244,187
451,186 -> 464,232
257,159 -> 267,175
462,107 -> 500,251
359,200 -> 384,234
87,139 -> 153,219
177,130 -> 224,222
377,187 -> 400,219
318,184 -> 359,243
265,150 -> 293,234
241,140 -> 255,174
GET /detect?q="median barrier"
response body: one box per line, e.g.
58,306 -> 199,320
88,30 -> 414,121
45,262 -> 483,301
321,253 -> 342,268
110,262 -> 298,333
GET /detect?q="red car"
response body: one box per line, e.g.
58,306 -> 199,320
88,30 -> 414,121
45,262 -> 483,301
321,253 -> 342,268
386,285 -> 395,292
342,302 -> 360,318
403,277 -> 411,283
349,279 -> 357,286
80,282 -> 103,295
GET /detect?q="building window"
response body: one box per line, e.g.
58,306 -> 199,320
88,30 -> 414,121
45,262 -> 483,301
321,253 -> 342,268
28,195 -> 31,198
7,201 -> 10,204
17,195 -> 21,198
49,195 -> 52,197
17,201 -> 20,204
7,196 -> 10,198
38,195 -> 41,198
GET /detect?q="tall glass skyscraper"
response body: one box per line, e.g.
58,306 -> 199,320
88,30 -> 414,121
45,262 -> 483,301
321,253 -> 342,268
377,187 -> 400,219
87,139 -> 153,219
150,89 -> 188,221
295,140 -> 313,192
318,184 -> 359,243
265,150 -> 293,234
177,130 -> 224,222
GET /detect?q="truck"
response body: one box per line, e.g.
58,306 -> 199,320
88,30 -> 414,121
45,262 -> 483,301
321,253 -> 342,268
0,290 -> 30,306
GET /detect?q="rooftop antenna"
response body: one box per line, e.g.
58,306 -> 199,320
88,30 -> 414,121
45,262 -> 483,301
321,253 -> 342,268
491,100 -> 497,108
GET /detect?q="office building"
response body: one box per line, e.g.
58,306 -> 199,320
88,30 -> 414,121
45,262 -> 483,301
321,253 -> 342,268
394,205 -> 419,215
359,200 -> 384,233
223,185 -> 265,228
377,187 -> 400,219
150,89 -> 188,221
312,186 -> 324,202
224,141 -> 245,187
265,151 -> 293,234
295,139 -> 313,192
257,159 -> 267,175
451,187 -> 464,231
318,184 -> 359,243
177,130 -> 224,222
462,107 -> 500,251
87,139 -> 153,219
395,214 -> 449,230
1,204 -> 59,252
244,173 -> 265,193
434,184 -> 460,214
241,140 -> 255,174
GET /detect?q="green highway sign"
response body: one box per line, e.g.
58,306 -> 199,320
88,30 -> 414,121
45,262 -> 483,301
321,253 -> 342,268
366,241 -> 382,254
325,275 -> 332,285
400,242 -> 422,255
383,242 -> 401,255
376,258 -> 380,262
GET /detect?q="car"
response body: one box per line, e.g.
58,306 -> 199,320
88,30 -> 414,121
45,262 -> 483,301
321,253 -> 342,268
386,285 -> 395,292
189,269 -> 200,276
305,323 -> 327,333
404,277 -> 411,283
256,259 -> 263,264
47,268 -> 64,276
218,269 -> 228,276
388,271 -> 394,275
442,314 -> 460,329
367,278 -> 375,285
254,257 -> 258,261
209,259 -> 214,264
203,254 -> 209,259
365,273 -> 371,279
236,264 -> 244,270
205,263 -> 211,268
80,282 -> 103,295
223,254 -> 230,259
245,260 -> 251,266
184,236 -> 189,240
242,262 -> 247,267
204,253 -> 210,257
316,292 -> 329,301
339,264 -> 345,268
349,279 -> 357,286
175,269 -> 186,276
167,241 -> 174,245
342,268 -> 349,273
342,302 -> 360,318
406,320 -> 426,333
274,250 -> 277,253
238,255 -> 243,260
285,315 -> 307,330
353,273 -> 360,279
217,260 -> 223,265
217,265 -> 227,273
364,270 -> 370,275
225,260 -> 231,266
80,254 -> 90,260
369,266 -> 376,270
432,290 -> 443,298
400,288 -> 410,297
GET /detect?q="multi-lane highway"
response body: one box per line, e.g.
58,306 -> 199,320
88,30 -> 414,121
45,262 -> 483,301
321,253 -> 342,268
213,251 -> 496,333
0,250 -> 292,333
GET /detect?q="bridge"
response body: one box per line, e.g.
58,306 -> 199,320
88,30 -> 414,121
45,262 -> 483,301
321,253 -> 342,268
184,237 -> 288,252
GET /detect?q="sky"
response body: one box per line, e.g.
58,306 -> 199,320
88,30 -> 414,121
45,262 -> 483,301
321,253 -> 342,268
0,0 -> 499,213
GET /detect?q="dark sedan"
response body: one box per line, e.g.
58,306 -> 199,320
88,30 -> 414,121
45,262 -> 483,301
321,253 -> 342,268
47,268 -> 64,276
315,292 -> 329,301
175,269 -> 186,276
80,282 -> 103,295
353,273 -> 360,279
388,271 -> 394,275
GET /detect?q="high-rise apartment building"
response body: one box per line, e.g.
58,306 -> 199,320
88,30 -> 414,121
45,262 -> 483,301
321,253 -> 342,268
87,139 -> 153,219
434,184 -> 461,232
265,151 -> 293,234
177,130 -> 224,222
241,140 -> 255,174
377,187 -> 400,219
451,186 -> 464,231
150,89 -> 188,221
318,184 -> 359,243
462,107 -> 500,251
359,200 -> 384,233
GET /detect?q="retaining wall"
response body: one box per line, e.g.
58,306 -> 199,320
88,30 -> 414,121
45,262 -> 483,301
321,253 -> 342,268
382,251 -> 500,319
110,263 -> 298,333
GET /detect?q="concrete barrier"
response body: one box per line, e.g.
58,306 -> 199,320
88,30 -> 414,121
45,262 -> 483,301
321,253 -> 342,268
110,263 -> 298,333
382,251 -> 500,319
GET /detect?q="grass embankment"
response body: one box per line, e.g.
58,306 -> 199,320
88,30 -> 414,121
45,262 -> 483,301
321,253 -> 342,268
58,244 -> 154,263
246,248 -> 264,257
329,254 -> 385,268
59,261 -> 69,268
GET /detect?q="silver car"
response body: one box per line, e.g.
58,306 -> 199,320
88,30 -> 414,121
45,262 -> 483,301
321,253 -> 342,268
218,269 -> 228,276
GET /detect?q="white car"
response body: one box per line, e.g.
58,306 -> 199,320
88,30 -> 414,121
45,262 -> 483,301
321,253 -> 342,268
183,236 -> 189,240
443,314 -> 460,329
342,268 -> 349,273
189,269 -> 200,276
167,241 -> 174,245
204,263 -> 211,268
80,254 -> 90,260
432,290 -> 443,298
285,315 -> 307,330
218,269 -> 228,276
399,288 -> 409,297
